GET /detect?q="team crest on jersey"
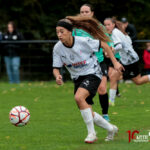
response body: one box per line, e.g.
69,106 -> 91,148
70,54 -> 75,60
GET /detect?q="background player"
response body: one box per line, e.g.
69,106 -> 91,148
104,17 -> 150,106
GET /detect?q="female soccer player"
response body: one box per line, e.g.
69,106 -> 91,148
104,18 -> 150,106
53,16 -> 124,143
74,3 -> 119,121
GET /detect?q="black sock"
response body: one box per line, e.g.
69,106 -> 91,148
99,93 -> 109,115
116,85 -> 120,95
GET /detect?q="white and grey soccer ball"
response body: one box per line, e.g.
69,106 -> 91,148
9,106 -> 30,127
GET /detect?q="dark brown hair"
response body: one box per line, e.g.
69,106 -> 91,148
80,4 -> 94,11
65,16 -> 110,42
104,17 -> 127,35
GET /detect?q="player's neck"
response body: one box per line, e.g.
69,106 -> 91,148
63,36 -> 74,48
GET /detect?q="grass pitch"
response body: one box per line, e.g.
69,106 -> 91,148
0,81 -> 150,150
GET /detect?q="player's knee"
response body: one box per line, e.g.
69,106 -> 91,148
110,73 -> 119,81
13,65 -> 19,71
134,80 -> 141,85
98,86 -> 106,94
109,75 -> 116,82
74,94 -> 82,104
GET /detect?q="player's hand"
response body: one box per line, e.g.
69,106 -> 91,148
56,75 -> 63,85
111,47 -> 116,54
104,52 -> 109,58
114,61 -> 125,74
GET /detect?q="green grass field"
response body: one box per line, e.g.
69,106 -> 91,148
0,81 -> 150,150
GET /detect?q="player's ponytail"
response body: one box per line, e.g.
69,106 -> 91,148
66,16 -> 111,42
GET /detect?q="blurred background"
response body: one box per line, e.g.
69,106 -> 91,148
0,0 -> 150,81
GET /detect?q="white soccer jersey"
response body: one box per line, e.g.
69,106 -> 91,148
112,28 -> 139,65
53,36 -> 102,79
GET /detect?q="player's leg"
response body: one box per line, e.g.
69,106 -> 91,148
126,61 -> 150,85
74,75 -> 101,143
109,68 -> 122,106
98,61 -> 110,121
4,56 -> 14,83
93,111 -> 118,141
12,56 -> 20,84
132,74 -> 150,85
75,87 -> 98,143
82,75 -> 118,141
98,76 -> 110,121
86,95 -> 119,142
75,75 -> 118,142
116,83 -> 121,97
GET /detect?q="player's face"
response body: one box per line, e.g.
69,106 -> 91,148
123,22 -> 128,29
80,6 -> 94,17
8,24 -> 14,33
56,26 -> 71,43
104,20 -> 115,34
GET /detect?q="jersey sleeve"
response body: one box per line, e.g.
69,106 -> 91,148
84,37 -> 100,52
112,29 -> 123,53
112,29 -> 122,46
53,46 -> 63,68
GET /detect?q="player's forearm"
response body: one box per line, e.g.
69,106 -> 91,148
101,41 -> 117,65
53,68 -> 61,79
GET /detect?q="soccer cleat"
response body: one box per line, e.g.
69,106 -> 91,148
109,100 -> 115,106
103,115 -> 110,122
105,125 -> 118,141
84,133 -> 98,144
116,93 -> 121,97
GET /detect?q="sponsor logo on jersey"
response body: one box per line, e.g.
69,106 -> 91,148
64,60 -> 87,68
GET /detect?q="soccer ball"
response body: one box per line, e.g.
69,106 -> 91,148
9,106 -> 30,127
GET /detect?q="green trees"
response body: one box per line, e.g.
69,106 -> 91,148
0,0 -> 149,39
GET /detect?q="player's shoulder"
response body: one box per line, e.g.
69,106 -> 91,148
113,28 -> 125,38
113,28 -> 122,35
74,35 -> 86,40
53,41 -> 63,52
75,36 -> 92,43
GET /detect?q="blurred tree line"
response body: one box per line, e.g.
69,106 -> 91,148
0,0 -> 150,40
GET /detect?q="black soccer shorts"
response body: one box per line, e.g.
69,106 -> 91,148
73,74 -> 101,105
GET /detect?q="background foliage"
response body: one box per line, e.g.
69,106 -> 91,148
0,0 -> 150,39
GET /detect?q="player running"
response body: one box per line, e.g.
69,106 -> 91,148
104,17 -> 150,106
53,16 -> 124,143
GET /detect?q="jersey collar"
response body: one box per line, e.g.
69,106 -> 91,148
63,36 -> 75,48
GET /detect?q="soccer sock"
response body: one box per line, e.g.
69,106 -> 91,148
80,108 -> 96,134
99,93 -> 109,115
109,89 -> 117,103
116,85 -> 120,95
93,112 -> 113,132
148,75 -> 150,81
